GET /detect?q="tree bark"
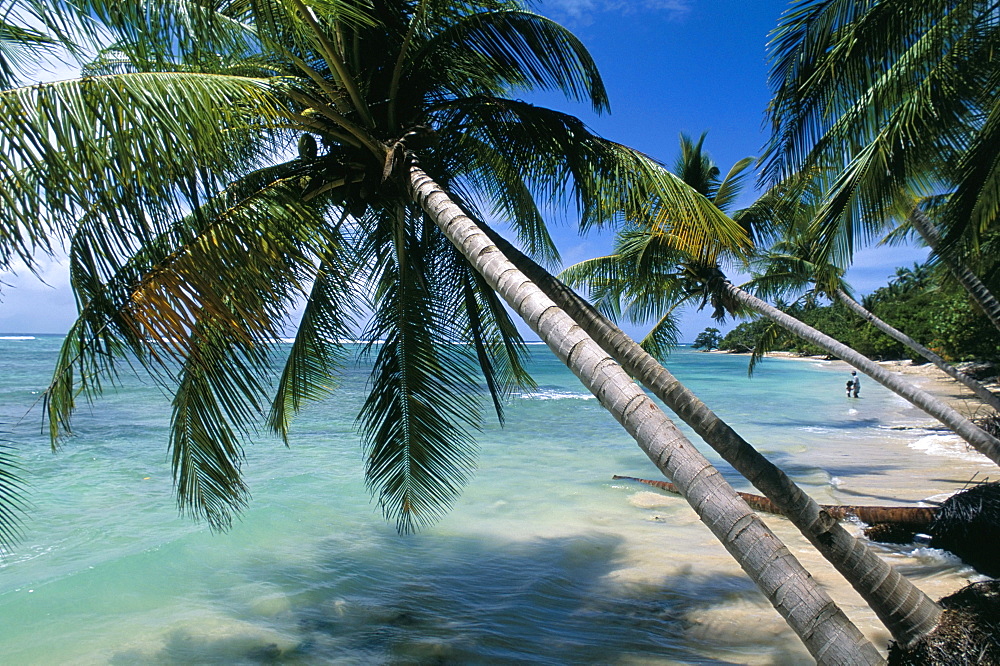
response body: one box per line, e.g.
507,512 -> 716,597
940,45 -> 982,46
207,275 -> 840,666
910,209 -> 1000,334
615,476 -> 938,528
724,281 -> 1000,467
407,161 -> 884,664
834,288 -> 1000,413
477,227 -> 941,648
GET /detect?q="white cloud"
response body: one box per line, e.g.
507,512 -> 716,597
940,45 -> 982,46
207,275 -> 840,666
541,0 -> 691,23
0,255 -> 77,334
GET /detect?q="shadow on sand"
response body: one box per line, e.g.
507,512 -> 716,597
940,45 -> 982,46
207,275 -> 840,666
109,529 -> 809,664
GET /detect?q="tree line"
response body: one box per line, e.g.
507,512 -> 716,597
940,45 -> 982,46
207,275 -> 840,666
718,262 -> 1000,364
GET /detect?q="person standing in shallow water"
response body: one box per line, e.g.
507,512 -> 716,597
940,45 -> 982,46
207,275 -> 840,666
847,380 -> 854,397
851,371 -> 861,398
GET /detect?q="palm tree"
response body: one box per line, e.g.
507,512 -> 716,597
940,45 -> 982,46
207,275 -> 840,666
563,136 -> 1000,465
411,166 -> 880,662
722,277 -> 1000,462
16,0 -> 728,531
573,133 -> 756,360
558,134 -> 1000,650
0,1 -> 879,657
909,208 -> 1000,331
835,288 -> 1000,411
763,0 -> 1000,333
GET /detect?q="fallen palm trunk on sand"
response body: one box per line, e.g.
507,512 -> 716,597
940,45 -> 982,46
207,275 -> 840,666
614,475 -> 936,527
614,475 -> 1000,578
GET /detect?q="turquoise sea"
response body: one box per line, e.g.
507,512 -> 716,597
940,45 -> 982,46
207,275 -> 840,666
0,336 -> 993,664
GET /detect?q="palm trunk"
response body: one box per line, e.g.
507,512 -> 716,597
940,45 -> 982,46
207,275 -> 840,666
910,209 -> 1000,333
478,227 -> 941,648
724,281 -> 1000,466
834,288 -> 1000,413
407,161 -> 883,664
616,476 -> 938,528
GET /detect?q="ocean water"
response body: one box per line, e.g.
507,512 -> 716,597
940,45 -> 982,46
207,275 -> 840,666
0,336 -> 994,664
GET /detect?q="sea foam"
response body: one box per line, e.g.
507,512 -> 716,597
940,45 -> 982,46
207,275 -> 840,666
517,389 -> 595,401
908,433 -> 994,463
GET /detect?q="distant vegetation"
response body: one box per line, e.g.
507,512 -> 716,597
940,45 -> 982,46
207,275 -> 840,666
692,327 -> 722,351
718,263 -> 1000,363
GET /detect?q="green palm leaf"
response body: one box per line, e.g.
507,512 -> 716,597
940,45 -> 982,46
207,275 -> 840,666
410,9 -> 608,111
170,320 -> 265,530
268,244 -> 357,442
47,179 -> 331,510
0,71 -> 293,271
764,0 -> 998,262
0,441 -> 27,551
357,208 -> 483,533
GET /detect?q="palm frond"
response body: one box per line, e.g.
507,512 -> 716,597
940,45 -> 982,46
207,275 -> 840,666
763,0 -> 994,263
747,317 -> 787,377
441,135 -> 558,265
0,441 -> 27,552
0,71 -> 294,271
357,207 -> 483,533
78,0 -> 259,66
170,320 -> 267,530
268,243 -> 357,442
764,0 -> 976,182
46,177 -> 328,446
746,251 -> 817,301
411,8 -> 608,112
638,306 -> 682,362
436,96 -> 749,259
558,254 -> 628,321
0,14 -> 58,88
713,157 -> 756,213
941,86 -> 1000,252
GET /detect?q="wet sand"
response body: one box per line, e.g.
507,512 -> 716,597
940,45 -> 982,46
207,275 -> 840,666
694,350 -> 999,660
768,353 -> 997,657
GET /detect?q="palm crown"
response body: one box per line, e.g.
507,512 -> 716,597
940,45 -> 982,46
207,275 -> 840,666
560,134 -> 754,359
2,0 -> 741,534
763,0 -> 1000,259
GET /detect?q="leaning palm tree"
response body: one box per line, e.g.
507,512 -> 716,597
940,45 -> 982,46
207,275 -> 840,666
560,135 -> 1000,654
21,0 -> 736,531
574,132 -> 756,360
411,168 -> 880,662
763,0 -> 1000,333
563,136 -> 1000,463
0,1 -> 879,658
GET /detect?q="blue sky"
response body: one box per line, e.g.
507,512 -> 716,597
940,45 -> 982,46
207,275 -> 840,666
0,0 -> 927,339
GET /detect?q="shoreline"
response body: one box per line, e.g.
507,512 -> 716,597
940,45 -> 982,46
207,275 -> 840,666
705,349 -> 997,421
